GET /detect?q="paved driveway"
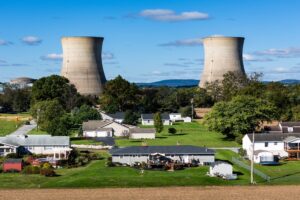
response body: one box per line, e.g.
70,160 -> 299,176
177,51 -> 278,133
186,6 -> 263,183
10,120 -> 37,135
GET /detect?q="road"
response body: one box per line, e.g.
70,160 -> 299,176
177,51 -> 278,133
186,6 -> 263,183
9,120 -> 37,135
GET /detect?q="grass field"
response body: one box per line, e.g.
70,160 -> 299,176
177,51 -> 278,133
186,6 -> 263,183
0,119 -> 23,136
116,122 -> 240,147
71,139 -> 103,145
0,150 -> 258,188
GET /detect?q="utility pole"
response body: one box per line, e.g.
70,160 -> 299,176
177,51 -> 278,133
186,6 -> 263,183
191,97 -> 194,121
36,108 -> 40,131
251,131 -> 255,184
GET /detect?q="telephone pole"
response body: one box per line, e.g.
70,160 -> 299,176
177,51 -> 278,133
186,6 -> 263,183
251,131 -> 255,184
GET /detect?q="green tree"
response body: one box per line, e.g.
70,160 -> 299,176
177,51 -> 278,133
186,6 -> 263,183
154,112 -> 163,133
204,95 -> 277,142
123,110 -> 139,125
72,104 -> 101,125
100,75 -> 140,113
46,113 -> 72,136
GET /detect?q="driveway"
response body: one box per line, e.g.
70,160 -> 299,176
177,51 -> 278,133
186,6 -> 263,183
10,120 -> 37,135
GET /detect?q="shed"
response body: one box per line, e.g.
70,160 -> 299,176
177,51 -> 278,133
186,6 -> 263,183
3,158 -> 23,172
129,128 -> 156,139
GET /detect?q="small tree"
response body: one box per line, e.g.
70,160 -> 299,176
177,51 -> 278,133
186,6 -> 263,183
154,112 -> 163,133
123,110 -> 139,125
168,127 -> 177,135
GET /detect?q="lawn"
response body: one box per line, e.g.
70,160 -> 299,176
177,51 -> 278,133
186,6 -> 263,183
0,119 -> 23,136
71,139 -> 103,145
115,122 -> 240,147
28,129 -> 48,135
0,150 -> 258,188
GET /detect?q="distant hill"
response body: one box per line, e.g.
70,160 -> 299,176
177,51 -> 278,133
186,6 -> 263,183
136,79 -> 199,87
136,79 -> 300,87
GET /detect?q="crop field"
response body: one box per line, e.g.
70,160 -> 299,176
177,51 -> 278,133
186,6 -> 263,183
115,122 -> 240,147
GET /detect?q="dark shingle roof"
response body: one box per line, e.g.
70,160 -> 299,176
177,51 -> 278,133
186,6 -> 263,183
108,112 -> 125,119
281,122 -> 300,127
4,158 -> 23,164
141,113 -> 170,120
246,133 -> 300,142
110,145 -> 214,155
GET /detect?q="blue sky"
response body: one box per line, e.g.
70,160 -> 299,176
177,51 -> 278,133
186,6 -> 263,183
1,0 -> 300,83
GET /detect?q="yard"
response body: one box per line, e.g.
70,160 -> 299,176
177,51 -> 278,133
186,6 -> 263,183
115,122 -> 240,147
0,119 -> 23,136
0,150 -> 259,188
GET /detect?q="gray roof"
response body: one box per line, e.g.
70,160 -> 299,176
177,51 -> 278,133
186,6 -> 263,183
246,133 -> 300,142
130,128 -> 156,134
4,158 -> 23,164
0,135 -> 70,146
110,145 -> 214,155
108,112 -> 125,119
281,122 -> 300,127
141,113 -> 170,120
82,120 -> 113,131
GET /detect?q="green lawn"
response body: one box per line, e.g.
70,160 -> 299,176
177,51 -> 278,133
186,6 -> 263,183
116,122 -> 240,147
0,150 -> 258,188
71,139 -> 103,145
28,129 -> 48,135
0,120 -> 23,136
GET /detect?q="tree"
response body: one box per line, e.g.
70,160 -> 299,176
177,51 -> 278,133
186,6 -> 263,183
46,113 -> 72,136
100,75 -> 140,113
123,110 -> 139,125
154,112 -> 163,133
179,106 -> 193,117
168,127 -> 177,135
31,75 -> 83,111
204,95 -> 277,142
72,104 -> 102,125
30,99 -> 65,131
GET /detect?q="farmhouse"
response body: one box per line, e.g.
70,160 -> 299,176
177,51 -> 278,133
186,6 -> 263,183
141,113 -> 172,126
242,133 -> 300,163
82,120 -> 131,137
3,158 -> 23,172
110,145 -> 215,165
0,134 -> 71,159
100,111 -> 125,123
169,113 -> 192,123
129,128 -> 156,139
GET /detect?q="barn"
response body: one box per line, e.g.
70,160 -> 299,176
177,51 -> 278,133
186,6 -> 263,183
3,159 -> 23,172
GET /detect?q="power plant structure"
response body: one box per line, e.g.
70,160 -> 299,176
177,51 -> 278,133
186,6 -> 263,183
199,36 -> 246,88
61,36 -> 106,96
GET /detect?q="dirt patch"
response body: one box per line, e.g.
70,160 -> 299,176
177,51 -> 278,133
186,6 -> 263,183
1,186 -> 300,200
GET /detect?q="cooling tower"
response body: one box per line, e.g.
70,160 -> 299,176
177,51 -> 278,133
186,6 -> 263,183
199,36 -> 246,88
61,36 -> 106,96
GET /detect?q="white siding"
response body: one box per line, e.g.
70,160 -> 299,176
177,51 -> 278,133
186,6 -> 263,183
130,133 -> 155,139
83,130 -> 112,137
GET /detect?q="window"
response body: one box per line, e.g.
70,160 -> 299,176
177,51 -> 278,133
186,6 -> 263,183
265,142 -> 268,147
274,142 -> 278,145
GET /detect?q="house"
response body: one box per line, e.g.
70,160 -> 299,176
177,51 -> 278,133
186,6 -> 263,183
0,134 -> 71,159
82,120 -> 131,137
265,121 -> 300,134
129,128 -> 156,139
141,113 -> 172,126
209,161 -> 237,180
100,112 -> 125,123
110,145 -> 215,165
3,159 -> 23,172
242,133 -> 300,162
169,113 -> 191,123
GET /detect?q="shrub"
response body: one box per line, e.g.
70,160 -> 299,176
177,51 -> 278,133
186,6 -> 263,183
5,153 -> 19,159
40,168 -> 56,177
22,166 -> 40,174
89,153 -> 102,160
168,127 -> 177,135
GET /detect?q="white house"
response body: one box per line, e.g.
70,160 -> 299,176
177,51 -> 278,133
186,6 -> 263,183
82,120 -> 131,137
129,128 -> 156,139
169,113 -> 191,123
0,134 -> 71,159
209,161 -> 237,179
100,112 -> 125,123
141,113 -> 172,126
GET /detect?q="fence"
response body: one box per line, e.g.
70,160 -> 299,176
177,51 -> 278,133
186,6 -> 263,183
232,157 -> 270,182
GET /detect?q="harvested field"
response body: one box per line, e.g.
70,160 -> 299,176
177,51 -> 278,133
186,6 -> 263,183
1,186 -> 300,200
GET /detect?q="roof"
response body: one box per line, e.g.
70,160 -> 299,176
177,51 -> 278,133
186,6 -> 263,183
3,158 -> 23,164
281,122 -> 300,127
246,133 -> 300,142
282,126 -> 300,133
141,113 -> 170,120
130,128 -> 156,134
108,112 -> 125,119
110,145 -> 215,155
0,135 -> 70,146
82,120 -> 113,131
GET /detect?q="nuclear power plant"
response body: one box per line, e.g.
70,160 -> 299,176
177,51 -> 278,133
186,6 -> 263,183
199,36 -> 246,88
61,36 -> 106,96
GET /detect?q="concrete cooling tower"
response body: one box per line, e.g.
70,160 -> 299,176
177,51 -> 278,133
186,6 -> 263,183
61,36 -> 106,96
199,36 -> 246,88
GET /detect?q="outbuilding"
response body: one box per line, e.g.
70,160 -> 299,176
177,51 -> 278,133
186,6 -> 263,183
209,161 -> 236,179
129,128 -> 156,139
3,158 -> 23,172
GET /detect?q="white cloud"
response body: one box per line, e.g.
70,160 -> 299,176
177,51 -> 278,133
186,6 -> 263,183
102,52 -> 114,60
22,36 -> 42,45
0,39 -> 13,46
140,9 -> 209,22
243,53 -> 273,62
41,53 -> 63,61
159,38 -> 203,47
254,47 -> 300,58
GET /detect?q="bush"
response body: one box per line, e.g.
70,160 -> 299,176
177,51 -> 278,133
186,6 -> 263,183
168,127 -> 177,135
22,166 -> 40,174
89,153 -> 102,160
40,168 -> 56,177
5,153 -> 19,159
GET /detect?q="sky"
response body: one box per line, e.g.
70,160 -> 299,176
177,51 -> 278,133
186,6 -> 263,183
1,0 -> 300,83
